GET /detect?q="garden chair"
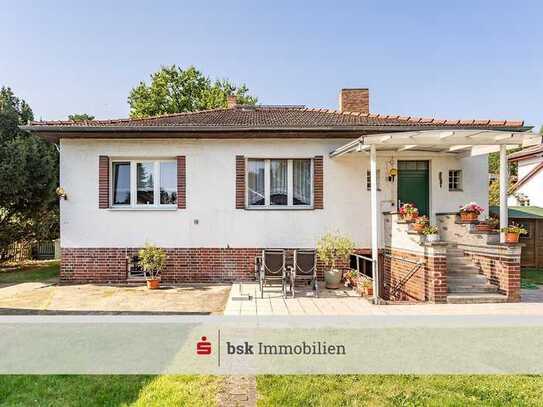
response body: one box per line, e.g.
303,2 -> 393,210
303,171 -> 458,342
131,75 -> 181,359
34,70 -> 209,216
290,249 -> 318,298
258,249 -> 287,298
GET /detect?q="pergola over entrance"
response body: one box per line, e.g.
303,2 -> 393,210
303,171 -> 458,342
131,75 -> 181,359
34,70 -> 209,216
330,129 -> 542,302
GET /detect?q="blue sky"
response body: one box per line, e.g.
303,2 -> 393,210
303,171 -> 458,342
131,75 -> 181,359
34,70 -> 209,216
1,1 -> 541,129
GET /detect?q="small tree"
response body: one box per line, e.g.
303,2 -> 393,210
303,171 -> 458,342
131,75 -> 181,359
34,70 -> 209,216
68,113 -> 95,122
128,65 -> 257,118
316,232 -> 355,270
138,244 -> 166,280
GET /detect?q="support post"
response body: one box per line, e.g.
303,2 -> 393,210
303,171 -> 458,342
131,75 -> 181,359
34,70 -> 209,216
499,145 -> 509,243
370,145 -> 380,302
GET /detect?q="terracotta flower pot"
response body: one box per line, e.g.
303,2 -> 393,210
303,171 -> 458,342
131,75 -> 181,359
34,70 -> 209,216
412,223 -> 425,233
403,213 -> 416,222
460,211 -> 478,222
505,232 -> 520,243
146,279 -> 160,289
365,286 -> 374,297
475,223 -> 493,233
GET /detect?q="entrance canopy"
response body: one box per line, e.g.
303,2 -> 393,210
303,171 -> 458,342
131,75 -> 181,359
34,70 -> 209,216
329,129 -> 542,304
329,130 -> 541,158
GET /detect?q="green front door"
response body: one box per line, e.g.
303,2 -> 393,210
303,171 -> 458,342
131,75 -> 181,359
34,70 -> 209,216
397,160 -> 430,216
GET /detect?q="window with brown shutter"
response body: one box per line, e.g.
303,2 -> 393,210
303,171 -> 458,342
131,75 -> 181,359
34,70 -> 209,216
98,156 -> 110,208
236,155 -> 246,209
177,156 -> 186,209
313,155 -> 323,209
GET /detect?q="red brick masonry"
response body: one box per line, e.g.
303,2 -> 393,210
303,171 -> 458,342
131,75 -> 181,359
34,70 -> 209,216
465,247 -> 521,302
383,247 -> 447,303
61,247 -> 368,284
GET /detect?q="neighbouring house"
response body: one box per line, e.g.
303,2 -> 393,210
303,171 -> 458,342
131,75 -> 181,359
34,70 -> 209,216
508,144 -> 543,207
23,89 -> 541,303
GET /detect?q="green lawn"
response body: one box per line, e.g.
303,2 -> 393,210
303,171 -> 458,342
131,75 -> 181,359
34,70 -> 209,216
0,260 -> 59,284
521,268 -> 543,289
257,375 -> 543,406
0,375 -> 221,407
1,375 -> 542,406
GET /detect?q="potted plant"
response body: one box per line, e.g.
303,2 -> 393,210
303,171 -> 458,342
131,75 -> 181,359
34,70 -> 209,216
476,217 -> 499,233
422,225 -> 440,242
344,269 -> 359,288
138,244 -> 166,289
317,232 -> 355,289
412,215 -> 429,233
459,202 -> 484,222
500,224 -> 527,243
360,278 -> 373,297
399,203 -> 419,222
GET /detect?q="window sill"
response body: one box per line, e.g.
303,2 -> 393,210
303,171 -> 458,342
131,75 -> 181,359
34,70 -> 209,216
245,206 -> 314,211
449,189 -> 464,192
108,207 -> 178,211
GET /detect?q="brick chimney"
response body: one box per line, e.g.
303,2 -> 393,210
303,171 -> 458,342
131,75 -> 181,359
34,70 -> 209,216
227,95 -> 238,108
339,88 -> 369,114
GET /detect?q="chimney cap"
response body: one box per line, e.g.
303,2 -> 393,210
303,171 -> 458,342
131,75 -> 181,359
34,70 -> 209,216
227,95 -> 238,108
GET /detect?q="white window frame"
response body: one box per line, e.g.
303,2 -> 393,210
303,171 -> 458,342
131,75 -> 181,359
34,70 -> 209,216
246,158 -> 314,209
366,169 -> 381,191
110,159 -> 177,209
448,169 -> 463,192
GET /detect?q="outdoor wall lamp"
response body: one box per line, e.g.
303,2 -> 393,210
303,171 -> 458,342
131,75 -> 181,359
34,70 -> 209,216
56,186 -> 67,200
387,167 -> 397,182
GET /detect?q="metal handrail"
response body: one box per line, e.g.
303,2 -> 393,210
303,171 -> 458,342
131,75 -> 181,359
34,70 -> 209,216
385,254 -> 425,300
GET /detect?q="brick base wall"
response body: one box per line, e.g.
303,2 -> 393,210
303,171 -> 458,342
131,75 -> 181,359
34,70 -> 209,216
464,248 -> 521,302
60,247 -> 370,284
383,247 -> 447,303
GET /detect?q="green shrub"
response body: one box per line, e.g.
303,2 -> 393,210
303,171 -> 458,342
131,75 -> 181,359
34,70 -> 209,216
316,232 -> 355,270
138,244 -> 166,279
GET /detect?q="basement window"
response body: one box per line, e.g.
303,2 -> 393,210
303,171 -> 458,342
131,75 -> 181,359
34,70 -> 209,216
448,170 -> 463,191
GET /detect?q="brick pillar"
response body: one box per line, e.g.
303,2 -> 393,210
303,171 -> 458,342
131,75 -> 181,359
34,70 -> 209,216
424,244 -> 448,304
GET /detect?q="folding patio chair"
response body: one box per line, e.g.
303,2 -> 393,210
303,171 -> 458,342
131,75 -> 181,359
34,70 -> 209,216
258,249 -> 287,299
290,249 -> 318,298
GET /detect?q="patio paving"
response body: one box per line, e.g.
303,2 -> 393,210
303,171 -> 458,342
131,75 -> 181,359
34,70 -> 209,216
0,282 -> 230,315
224,283 -> 543,316
1,280 -> 542,316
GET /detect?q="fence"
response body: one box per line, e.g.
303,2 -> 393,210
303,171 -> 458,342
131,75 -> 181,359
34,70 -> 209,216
1,240 -> 59,262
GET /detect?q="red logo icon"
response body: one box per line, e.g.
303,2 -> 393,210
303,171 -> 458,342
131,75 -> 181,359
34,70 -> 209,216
196,336 -> 212,355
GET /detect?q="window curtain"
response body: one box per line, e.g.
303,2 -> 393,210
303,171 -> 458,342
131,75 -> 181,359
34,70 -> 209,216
248,160 -> 265,205
270,159 -> 288,205
293,159 -> 311,205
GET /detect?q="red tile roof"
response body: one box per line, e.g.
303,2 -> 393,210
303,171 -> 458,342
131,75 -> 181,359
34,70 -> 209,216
508,144 -> 543,162
25,105 -> 527,131
509,161 -> 543,193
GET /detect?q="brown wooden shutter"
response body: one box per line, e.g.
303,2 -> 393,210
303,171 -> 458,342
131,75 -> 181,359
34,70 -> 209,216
98,156 -> 110,209
176,156 -> 186,209
235,155 -> 245,209
313,155 -> 323,209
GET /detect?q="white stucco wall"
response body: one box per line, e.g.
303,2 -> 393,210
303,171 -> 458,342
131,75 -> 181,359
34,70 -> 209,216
59,138 -> 488,248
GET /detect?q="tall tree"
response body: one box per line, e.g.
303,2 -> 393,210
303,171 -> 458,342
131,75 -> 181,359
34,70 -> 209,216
0,87 -> 58,258
68,113 -> 95,122
128,65 -> 257,118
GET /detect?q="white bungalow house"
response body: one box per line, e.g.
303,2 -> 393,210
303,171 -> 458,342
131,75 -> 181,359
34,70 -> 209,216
23,88 -> 541,303
508,144 -> 543,207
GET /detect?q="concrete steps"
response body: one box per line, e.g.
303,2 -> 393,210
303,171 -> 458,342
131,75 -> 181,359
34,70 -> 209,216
446,245 -> 504,303
447,293 -> 508,304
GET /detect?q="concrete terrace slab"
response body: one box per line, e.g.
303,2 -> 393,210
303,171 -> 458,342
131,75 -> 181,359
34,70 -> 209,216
0,283 -> 231,315
224,283 -> 543,316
